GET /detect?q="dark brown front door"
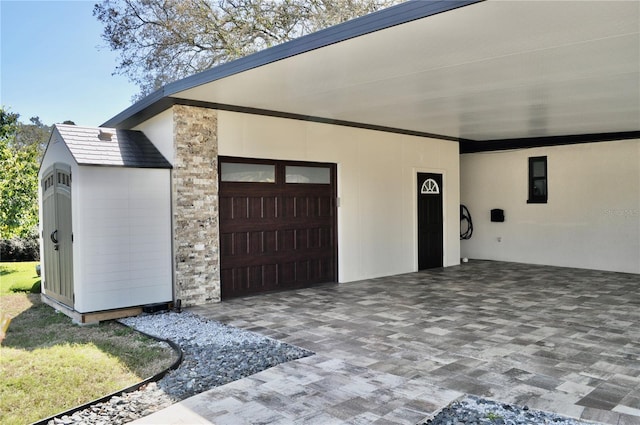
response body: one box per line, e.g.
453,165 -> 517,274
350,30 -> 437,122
417,173 -> 443,269
219,158 -> 337,299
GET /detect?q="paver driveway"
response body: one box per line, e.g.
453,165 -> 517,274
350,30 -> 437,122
134,261 -> 640,424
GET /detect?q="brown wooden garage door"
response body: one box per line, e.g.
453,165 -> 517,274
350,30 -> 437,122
219,157 -> 337,299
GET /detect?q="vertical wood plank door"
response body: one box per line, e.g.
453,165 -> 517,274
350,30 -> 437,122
219,158 -> 337,299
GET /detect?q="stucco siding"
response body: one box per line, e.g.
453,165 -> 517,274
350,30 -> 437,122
74,167 -> 173,312
217,110 -> 460,283
460,139 -> 640,274
133,108 -> 175,165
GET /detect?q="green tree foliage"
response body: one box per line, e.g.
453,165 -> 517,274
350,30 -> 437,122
0,108 -> 46,239
94,0 -> 402,97
15,116 -> 51,162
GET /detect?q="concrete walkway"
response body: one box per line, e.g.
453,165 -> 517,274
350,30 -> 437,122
133,261 -> 640,424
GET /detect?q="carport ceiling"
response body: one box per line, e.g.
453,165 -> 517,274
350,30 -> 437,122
110,0 -> 640,143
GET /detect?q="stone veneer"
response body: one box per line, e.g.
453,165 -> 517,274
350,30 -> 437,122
172,105 -> 220,306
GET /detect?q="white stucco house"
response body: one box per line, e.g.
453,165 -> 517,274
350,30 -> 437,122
39,0 -> 639,321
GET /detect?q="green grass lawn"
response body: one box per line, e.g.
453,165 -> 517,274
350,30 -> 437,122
0,262 -> 178,425
0,261 -> 41,293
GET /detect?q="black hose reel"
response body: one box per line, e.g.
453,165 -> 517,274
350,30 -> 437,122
460,204 -> 473,240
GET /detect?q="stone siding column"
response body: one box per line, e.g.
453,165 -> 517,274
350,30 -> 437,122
172,105 -> 220,306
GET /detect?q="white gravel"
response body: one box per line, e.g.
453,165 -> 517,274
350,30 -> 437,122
119,310 -> 274,347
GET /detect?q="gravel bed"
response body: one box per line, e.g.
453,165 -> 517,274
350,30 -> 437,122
119,310 -> 314,400
48,310 -> 313,425
422,396 -> 595,425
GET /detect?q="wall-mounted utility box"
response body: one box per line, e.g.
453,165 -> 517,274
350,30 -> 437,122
491,209 -> 505,222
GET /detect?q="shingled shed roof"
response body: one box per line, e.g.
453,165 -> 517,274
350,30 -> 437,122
54,124 -> 171,168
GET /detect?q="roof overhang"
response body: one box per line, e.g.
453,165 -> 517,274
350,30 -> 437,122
103,0 -> 640,151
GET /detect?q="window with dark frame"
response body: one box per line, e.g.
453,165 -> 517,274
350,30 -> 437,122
528,156 -> 547,203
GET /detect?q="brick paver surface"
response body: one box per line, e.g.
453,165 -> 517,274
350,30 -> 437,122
134,261 -> 640,424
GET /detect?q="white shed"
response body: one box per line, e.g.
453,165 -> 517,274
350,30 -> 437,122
39,124 -> 173,323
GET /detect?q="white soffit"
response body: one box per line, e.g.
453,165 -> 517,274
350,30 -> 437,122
174,0 -> 640,141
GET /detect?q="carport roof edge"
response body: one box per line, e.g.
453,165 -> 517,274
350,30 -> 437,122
101,0 -> 483,130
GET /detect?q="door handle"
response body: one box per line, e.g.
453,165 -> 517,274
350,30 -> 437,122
50,230 -> 58,244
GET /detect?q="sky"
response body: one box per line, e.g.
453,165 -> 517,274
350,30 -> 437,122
1,0 -> 139,127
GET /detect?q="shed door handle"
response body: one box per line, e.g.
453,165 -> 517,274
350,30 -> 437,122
50,230 -> 58,244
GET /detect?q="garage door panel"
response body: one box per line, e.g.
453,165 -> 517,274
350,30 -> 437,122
309,227 -> 333,249
222,217 -> 331,232
323,257 -> 335,280
307,228 -> 318,249
248,265 -> 264,291
233,269 -> 247,292
319,197 -> 334,217
222,247 -> 334,267
311,258 -> 328,281
220,268 -> 234,293
219,158 -> 336,299
280,262 -> 296,284
248,197 -> 263,219
248,231 -> 263,255
263,196 -> 278,219
232,197 -> 249,219
282,196 -> 297,218
306,197 -> 317,217
296,197 -> 308,217
264,264 -> 277,287
296,260 -> 310,282
322,226 -> 334,248
264,230 -> 277,254
221,228 -> 333,258
314,258 -> 326,281
280,195 -> 336,218
221,268 -> 246,294
296,229 -> 308,250
220,233 -> 234,256
221,259 -> 333,296
220,197 -> 233,220
234,232 -> 248,255
309,196 -> 333,218
306,196 -> 333,218
279,229 -> 296,251
246,196 -> 278,219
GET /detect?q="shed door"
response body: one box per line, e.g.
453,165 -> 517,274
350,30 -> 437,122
219,158 -> 337,299
42,164 -> 74,307
417,173 -> 443,269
